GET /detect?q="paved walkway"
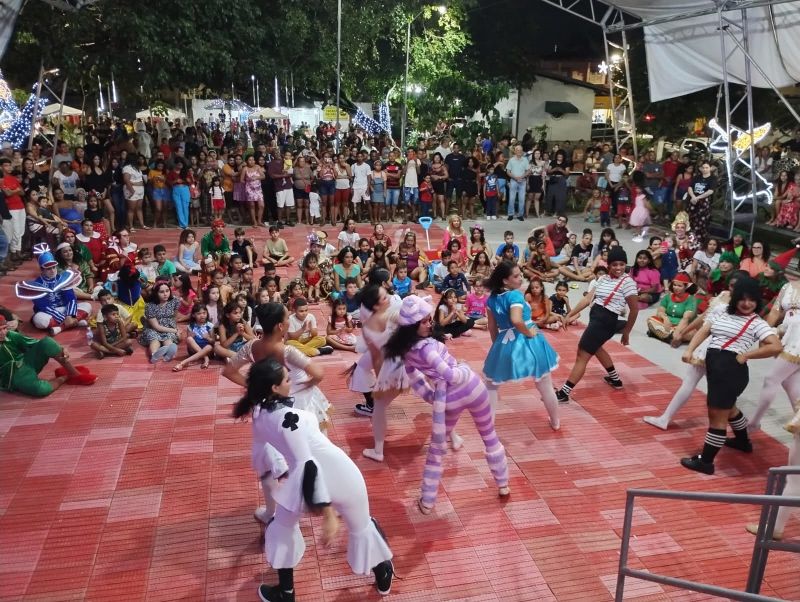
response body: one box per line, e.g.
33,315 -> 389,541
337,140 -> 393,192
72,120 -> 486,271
0,220 -> 797,601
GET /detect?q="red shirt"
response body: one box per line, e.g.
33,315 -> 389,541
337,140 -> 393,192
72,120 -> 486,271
159,143 -> 172,158
662,159 -> 679,184
2,174 -> 24,210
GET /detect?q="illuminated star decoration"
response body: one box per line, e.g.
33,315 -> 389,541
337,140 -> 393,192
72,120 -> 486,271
597,61 -> 610,75
708,117 -> 773,208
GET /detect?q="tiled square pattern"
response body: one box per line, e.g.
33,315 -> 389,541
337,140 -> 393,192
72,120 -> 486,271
0,223 -> 798,601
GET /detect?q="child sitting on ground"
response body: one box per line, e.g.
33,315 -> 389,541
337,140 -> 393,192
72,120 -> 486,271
202,284 -> 224,327
525,277 -> 561,330
263,225 -> 294,266
392,262 -> 413,298
434,288 -> 475,339
232,227 -> 257,267
287,298 -> 333,356
214,300 -> 255,360
174,303 -> 215,371
154,245 -> 177,277
95,289 -> 137,335
550,280 -> 577,326
342,278 -> 361,321
90,304 -> 135,358
464,279 -> 489,329
431,249 -> 451,293
441,259 -> 470,302
326,298 -> 357,352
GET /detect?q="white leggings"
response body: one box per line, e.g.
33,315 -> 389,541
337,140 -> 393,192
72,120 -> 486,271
485,373 -> 560,428
660,364 -> 705,422
749,358 -> 800,428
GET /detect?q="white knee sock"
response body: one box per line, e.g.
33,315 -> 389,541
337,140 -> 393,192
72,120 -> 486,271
371,397 -> 389,456
662,365 -> 705,422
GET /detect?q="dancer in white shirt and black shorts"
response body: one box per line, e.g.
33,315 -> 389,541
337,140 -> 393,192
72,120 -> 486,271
679,277 -> 782,475
556,246 -> 640,402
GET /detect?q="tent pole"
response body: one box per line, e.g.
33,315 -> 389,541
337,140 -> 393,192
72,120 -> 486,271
717,4 -> 735,241
602,27 -> 620,153
620,27 -> 638,160
741,8 -> 757,245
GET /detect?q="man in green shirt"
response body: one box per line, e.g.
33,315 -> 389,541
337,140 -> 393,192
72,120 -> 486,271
0,315 -> 97,397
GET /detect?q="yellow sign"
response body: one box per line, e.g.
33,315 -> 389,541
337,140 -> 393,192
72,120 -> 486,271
322,105 -> 349,121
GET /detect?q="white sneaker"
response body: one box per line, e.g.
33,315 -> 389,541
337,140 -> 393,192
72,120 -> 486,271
49,326 -> 62,336
643,415 -> 669,430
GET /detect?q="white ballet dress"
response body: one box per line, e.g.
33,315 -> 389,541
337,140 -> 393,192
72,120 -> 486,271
776,282 -> 800,363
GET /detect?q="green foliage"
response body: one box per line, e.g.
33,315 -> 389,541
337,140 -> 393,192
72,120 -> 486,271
11,88 -> 29,107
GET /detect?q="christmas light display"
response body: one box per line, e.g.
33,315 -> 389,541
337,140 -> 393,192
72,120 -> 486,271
353,102 -> 392,138
708,117 -> 773,207
0,86 -> 48,149
0,70 -> 20,130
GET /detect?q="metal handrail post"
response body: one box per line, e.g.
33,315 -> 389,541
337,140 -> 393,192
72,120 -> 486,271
746,473 -> 788,594
614,491 -> 636,602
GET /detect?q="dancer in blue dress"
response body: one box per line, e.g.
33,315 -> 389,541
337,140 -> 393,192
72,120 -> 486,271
483,260 -> 561,429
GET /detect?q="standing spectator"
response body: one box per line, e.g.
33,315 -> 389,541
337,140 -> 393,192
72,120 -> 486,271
686,161 -> 716,243
444,143 -> 467,214
661,151 -> 681,218
1,158 -> 26,265
545,150 -> 570,216
642,150 -> 664,207
403,148 -> 421,223
269,151 -> 295,227
505,145 -> 529,221
383,150 -> 402,223
351,151 -> 371,222
605,154 -> 627,216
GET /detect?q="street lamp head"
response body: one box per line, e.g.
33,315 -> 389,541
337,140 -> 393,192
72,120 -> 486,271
436,5 -> 446,14
251,74 -> 255,80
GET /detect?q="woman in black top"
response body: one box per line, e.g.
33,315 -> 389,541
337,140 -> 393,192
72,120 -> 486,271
106,156 -> 124,231
686,160 -> 716,244
545,150 -> 570,215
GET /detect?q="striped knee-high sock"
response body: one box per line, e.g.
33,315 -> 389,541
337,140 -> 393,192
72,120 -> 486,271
729,411 -> 750,441
701,428 -> 727,464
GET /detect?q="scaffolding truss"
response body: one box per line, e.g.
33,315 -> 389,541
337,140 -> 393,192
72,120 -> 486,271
537,0 -> 800,241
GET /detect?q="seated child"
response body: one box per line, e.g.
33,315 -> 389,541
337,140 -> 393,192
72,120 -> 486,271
434,288 -> 475,339
392,262 -> 413,298
95,289 -> 137,335
263,226 -> 294,266
525,277 -> 561,330
286,298 -> 333,356
174,303 -> 215,371
326,298 -> 357,352
90,304 -> 135,358
431,249 -> 451,293
549,280 -> 577,326
441,260 -> 470,302
464,279 -> 489,329
342,278 -> 361,321
232,227 -> 257,266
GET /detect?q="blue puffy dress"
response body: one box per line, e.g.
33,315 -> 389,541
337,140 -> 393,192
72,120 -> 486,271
483,289 -> 560,383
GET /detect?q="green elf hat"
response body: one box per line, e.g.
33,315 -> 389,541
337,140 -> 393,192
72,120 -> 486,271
719,251 -> 740,266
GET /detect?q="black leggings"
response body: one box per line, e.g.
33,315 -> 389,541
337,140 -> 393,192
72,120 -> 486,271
435,318 -> 475,338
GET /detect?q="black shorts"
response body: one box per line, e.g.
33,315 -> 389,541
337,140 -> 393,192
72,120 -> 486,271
432,180 -> 446,195
293,188 -> 309,201
464,181 -> 478,197
705,349 -> 749,409
578,304 -> 627,355
528,176 -> 543,193
446,180 -> 463,199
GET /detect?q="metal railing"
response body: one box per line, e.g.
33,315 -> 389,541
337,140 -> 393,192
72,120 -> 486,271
615,466 -> 800,602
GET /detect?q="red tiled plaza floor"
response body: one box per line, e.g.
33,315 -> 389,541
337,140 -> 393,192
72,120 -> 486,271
1,223 -> 798,601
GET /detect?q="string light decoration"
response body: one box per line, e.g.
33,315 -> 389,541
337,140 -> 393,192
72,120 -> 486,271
0,86 -> 48,149
708,117 -> 773,207
0,70 -> 20,131
378,102 -> 391,134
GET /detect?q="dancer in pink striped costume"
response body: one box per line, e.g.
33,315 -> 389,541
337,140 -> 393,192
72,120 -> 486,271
385,295 -> 510,514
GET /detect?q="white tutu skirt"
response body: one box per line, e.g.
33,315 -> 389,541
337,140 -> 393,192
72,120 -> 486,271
373,356 -> 409,397
293,385 -> 331,426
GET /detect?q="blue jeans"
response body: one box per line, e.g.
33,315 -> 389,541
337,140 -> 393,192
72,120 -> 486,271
403,187 -> 419,204
0,223 -> 8,261
385,188 -> 400,206
172,184 -> 190,228
508,179 -> 525,217
486,194 -> 498,216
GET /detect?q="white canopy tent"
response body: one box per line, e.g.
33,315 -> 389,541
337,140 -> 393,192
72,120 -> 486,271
249,107 -> 289,120
541,0 -> 800,242
41,103 -> 83,117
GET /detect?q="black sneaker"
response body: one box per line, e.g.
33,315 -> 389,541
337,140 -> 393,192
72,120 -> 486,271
277,221 -> 284,229
518,216 -> 524,221
258,584 -> 295,602
507,215 -> 514,221
318,345 -> 334,355
604,376 -> 624,389
555,389 -> 570,403
680,454 -> 715,475
373,560 -> 394,595
354,403 -> 374,416
724,437 -> 753,453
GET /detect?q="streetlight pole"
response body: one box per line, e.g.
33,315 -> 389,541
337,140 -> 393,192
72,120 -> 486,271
251,75 -> 256,107
335,0 -> 342,152
401,20 -> 411,152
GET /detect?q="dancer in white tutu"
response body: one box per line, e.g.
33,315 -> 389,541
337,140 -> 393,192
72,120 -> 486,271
233,358 -> 394,602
